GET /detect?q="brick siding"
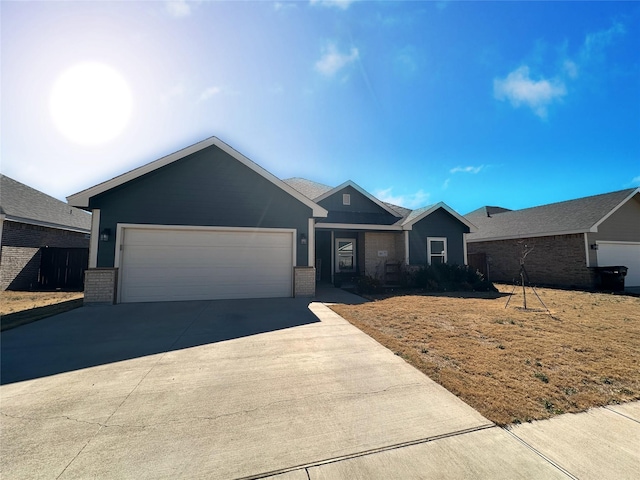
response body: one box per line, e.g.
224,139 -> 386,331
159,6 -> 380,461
84,268 -> 118,304
294,266 -> 315,297
364,232 -> 405,281
1,221 -> 89,290
467,234 -> 595,288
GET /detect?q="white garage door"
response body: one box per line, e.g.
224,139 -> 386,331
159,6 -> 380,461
119,227 -> 294,303
597,242 -> 640,287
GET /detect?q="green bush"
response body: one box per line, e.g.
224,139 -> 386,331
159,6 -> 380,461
412,263 -> 497,292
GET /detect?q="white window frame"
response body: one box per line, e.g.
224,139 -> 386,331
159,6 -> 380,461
335,237 -> 356,273
427,237 -> 447,265
342,193 -> 351,206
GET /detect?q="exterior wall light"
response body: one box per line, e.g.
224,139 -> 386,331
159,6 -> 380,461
100,228 -> 111,242
300,233 -> 307,245
590,244 -> 599,250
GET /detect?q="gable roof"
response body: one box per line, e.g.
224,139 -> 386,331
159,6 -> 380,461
284,177 -> 473,231
284,177 -> 412,218
67,137 -> 328,218
309,180 -> 403,218
402,202 -> 477,232
466,188 -> 640,242
0,175 -> 91,233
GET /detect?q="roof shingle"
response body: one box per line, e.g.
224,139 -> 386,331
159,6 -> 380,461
1,175 -> 91,232
466,188 -> 638,241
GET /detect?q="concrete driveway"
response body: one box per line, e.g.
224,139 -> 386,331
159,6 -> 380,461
0,295 -> 619,479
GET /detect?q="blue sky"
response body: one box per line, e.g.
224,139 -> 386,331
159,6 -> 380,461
2,0 -> 639,214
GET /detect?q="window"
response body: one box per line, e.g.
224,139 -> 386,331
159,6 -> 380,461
342,193 -> 351,205
335,238 -> 356,272
427,237 -> 447,265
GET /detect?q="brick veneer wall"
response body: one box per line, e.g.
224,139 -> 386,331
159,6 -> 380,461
0,221 -> 89,290
84,268 -> 118,304
364,232 -> 404,280
467,234 -> 595,288
294,266 -> 315,297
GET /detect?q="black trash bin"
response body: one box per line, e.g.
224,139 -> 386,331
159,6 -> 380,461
595,266 -> 628,291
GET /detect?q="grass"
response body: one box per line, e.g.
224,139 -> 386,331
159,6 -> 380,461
330,284 -> 640,426
1,291 -> 84,331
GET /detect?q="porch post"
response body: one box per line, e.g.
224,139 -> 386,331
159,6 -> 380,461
463,232 -> 468,265
404,230 -> 410,265
308,218 -> 315,267
89,209 -> 100,268
330,230 -> 335,283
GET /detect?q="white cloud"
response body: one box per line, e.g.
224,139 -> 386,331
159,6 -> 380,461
165,0 -> 192,18
493,21 -> 626,120
315,43 -> 359,77
630,176 -> 640,186
310,0 -> 354,10
375,187 -> 430,209
494,66 -> 566,118
581,22 -> 625,61
442,178 -> 450,190
198,86 -> 222,102
274,2 -> 297,11
450,165 -> 485,174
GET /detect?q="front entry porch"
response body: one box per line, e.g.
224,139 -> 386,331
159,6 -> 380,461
314,229 -> 407,286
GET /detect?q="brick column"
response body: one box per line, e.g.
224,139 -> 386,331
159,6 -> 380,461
294,266 -> 316,297
84,268 -> 118,305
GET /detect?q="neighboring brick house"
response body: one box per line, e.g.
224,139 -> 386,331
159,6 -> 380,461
465,188 -> 640,289
67,136 -> 475,304
0,175 -> 91,290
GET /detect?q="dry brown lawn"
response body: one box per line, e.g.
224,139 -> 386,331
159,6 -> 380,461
330,284 -> 640,426
1,291 -> 84,331
1,291 -> 83,315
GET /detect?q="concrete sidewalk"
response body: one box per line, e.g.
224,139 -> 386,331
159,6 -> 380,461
1,292 -> 638,479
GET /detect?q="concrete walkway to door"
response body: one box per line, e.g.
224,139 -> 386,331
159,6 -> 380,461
2,290 -> 635,479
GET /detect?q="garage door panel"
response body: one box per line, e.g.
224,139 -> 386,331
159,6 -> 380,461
597,243 -> 640,287
120,227 -> 294,303
123,282 -> 291,302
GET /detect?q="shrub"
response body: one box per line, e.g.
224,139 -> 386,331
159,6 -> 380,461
354,275 -> 384,294
411,263 -> 497,292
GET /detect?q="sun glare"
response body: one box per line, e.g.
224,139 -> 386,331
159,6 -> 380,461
50,62 -> 132,146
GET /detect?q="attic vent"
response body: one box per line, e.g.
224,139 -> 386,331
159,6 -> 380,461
343,193 -> 351,206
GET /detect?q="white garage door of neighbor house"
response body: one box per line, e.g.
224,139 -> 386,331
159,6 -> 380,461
597,242 -> 640,288
119,227 -> 294,303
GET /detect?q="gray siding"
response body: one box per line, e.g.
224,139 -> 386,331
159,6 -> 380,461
586,193 -> 640,266
90,145 -> 313,267
317,186 -> 399,225
593,194 -> 640,242
408,208 -> 469,265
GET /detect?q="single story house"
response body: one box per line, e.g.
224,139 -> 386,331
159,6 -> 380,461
465,188 -> 640,289
0,175 -> 91,290
67,136 -> 475,304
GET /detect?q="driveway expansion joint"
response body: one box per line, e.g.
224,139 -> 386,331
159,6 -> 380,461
503,427 -> 578,479
604,405 -> 640,424
233,423 -> 496,480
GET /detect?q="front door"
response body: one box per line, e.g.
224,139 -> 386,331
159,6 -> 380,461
335,238 -> 356,273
